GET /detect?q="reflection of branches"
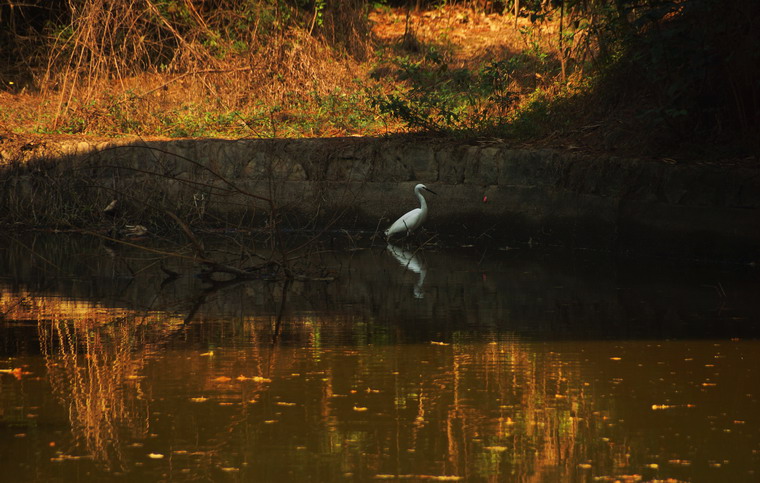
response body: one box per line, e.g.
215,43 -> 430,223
6,278 -> 616,480
34,301 -> 180,470
271,279 -> 291,346
309,339 -> 600,480
180,275 -> 276,326
440,342 -> 592,480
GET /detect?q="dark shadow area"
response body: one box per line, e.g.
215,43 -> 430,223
2,231 -> 760,353
0,135 -> 759,265
537,0 -> 760,159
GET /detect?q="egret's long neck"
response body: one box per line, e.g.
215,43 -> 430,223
416,188 -> 427,213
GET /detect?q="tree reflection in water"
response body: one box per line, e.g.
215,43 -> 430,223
0,288 -> 616,480
34,300 -> 179,470
2,236 -> 759,481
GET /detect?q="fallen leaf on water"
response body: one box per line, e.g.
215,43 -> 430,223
610,357 -> 622,361
200,351 -> 214,357
276,402 -> 296,407
430,341 -> 449,346
236,375 -> 272,383
220,467 -> 239,472
213,376 -> 232,382
353,406 -> 368,412
484,446 -> 508,452
60,455 -> 88,461
148,453 -> 164,459
652,403 -> 695,410
190,397 -> 209,403
373,475 -> 462,481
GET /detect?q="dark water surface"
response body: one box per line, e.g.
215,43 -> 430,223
1,234 -> 759,482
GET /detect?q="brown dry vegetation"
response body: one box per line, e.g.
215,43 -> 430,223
2,2 -> 371,137
0,2 -> 569,140
0,0 -> 758,159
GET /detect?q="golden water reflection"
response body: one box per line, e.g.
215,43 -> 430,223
1,289 -> 760,481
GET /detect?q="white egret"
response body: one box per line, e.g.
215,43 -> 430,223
384,183 -> 437,238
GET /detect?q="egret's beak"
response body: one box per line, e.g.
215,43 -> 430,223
423,187 -> 437,195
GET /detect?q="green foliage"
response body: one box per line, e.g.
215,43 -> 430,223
370,47 -> 523,132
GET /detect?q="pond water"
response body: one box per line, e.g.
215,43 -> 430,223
1,234 -> 759,482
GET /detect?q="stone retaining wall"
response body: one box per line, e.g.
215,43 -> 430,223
2,136 -> 759,263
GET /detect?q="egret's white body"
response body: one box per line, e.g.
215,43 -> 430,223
384,184 -> 436,238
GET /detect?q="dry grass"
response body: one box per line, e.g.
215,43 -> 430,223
2,1 -> 756,158
0,2 -> 567,141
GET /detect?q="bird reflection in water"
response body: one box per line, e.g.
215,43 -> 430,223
386,244 -> 427,299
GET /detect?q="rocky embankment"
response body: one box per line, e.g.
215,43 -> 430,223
1,136 -> 758,263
